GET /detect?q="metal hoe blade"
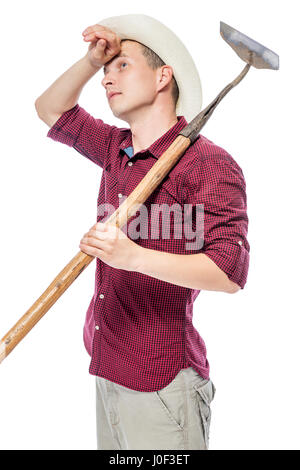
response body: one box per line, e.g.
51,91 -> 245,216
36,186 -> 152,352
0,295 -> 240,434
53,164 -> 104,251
179,21 -> 279,143
220,21 -> 279,70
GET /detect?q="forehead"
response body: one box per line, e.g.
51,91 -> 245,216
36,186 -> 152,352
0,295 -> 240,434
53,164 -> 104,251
103,40 -> 144,71
120,39 -> 144,55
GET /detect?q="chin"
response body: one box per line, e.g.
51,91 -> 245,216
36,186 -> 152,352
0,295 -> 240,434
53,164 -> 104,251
111,109 -> 125,120
111,106 -> 130,122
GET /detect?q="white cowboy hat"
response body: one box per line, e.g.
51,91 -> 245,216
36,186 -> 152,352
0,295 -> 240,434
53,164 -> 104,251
97,14 -> 202,122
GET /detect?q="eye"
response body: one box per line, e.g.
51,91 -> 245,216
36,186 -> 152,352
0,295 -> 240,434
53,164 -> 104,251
121,62 -> 128,68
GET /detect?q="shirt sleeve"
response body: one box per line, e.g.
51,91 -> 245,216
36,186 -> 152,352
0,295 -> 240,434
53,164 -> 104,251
183,155 -> 250,289
46,104 -> 118,168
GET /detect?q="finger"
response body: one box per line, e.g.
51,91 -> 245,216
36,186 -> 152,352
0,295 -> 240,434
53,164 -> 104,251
88,222 -> 103,232
79,243 -> 104,258
83,29 -> 115,43
96,226 -> 120,241
86,230 -> 107,241
83,24 -> 109,34
84,31 -> 119,51
95,222 -> 108,231
81,233 -> 106,244
83,34 -> 104,43
82,24 -> 106,36
80,237 -> 106,251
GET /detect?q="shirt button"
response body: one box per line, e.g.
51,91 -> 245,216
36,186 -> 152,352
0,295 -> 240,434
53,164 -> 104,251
128,161 -> 133,166
238,240 -> 243,246
99,294 -> 104,299
95,325 -> 100,330
118,193 -> 123,198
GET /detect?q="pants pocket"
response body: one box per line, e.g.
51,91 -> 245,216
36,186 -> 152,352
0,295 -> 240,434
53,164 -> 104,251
154,390 -> 185,431
193,379 -> 216,449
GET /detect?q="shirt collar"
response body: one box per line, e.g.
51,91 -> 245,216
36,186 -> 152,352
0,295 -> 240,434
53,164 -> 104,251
119,116 -> 189,160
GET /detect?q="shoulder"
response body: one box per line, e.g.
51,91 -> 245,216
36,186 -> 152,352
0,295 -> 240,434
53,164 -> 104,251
178,134 -> 246,186
174,134 -> 248,204
191,134 -> 243,172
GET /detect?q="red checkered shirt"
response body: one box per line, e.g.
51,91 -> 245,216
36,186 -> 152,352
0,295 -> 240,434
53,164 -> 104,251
47,104 -> 250,392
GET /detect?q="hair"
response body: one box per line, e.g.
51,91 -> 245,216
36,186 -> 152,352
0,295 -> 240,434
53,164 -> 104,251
121,39 -> 179,110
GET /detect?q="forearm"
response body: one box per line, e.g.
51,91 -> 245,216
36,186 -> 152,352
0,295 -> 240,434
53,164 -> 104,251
35,53 -> 102,117
136,247 -> 240,293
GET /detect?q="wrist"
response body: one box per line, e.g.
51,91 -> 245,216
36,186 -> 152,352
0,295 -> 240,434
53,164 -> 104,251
82,53 -> 103,73
132,244 -> 147,273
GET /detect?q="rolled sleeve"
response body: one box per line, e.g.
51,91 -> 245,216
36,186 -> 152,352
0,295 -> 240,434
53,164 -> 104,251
47,104 -> 117,168
184,156 -> 250,289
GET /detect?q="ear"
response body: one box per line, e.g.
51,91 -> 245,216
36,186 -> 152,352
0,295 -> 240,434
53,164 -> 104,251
156,65 -> 174,92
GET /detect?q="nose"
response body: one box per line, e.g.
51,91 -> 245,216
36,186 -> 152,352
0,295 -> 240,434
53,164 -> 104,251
101,70 -> 116,88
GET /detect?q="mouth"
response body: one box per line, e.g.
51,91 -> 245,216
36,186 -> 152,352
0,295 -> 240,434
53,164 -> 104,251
108,92 -> 122,100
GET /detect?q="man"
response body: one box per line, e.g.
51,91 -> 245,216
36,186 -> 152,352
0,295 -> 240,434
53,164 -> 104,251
35,14 -> 250,450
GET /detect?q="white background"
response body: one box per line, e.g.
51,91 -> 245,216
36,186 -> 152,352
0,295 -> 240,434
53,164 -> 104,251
0,0 -> 298,450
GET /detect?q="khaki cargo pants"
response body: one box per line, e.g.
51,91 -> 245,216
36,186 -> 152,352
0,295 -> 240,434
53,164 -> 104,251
95,367 -> 216,450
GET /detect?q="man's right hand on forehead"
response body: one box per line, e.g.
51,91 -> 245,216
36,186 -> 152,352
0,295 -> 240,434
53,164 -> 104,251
82,24 -> 122,69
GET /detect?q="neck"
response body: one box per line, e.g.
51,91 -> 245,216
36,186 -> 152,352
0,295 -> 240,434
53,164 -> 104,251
128,107 -> 178,155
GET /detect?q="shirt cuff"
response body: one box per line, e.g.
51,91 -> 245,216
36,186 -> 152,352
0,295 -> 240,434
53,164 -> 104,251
46,104 -> 81,146
202,240 -> 250,289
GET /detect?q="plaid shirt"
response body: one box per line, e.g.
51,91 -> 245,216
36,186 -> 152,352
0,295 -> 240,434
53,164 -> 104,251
47,104 -> 250,392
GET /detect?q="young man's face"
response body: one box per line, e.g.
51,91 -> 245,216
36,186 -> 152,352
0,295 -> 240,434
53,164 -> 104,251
101,40 -> 160,122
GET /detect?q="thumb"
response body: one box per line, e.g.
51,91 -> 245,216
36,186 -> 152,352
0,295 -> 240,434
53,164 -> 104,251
97,38 -> 106,48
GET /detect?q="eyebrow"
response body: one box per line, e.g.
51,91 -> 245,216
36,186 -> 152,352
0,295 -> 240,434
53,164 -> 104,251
103,53 -> 130,73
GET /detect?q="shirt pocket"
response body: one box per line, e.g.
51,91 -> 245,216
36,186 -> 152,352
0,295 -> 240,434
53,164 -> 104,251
150,176 -> 182,206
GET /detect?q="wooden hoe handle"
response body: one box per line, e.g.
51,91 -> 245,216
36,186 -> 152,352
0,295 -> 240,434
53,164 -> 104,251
0,59 -> 256,364
0,135 -> 191,363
